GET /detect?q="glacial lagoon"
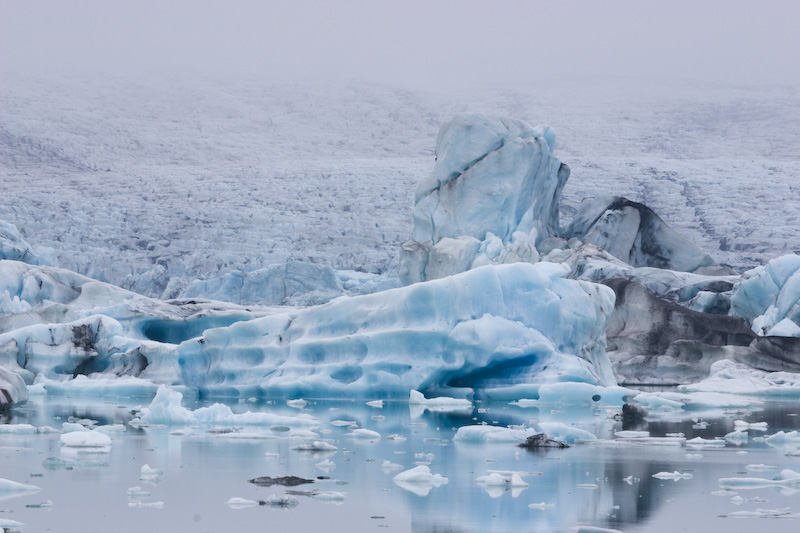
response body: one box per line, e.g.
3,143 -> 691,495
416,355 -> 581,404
3,394 -> 800,533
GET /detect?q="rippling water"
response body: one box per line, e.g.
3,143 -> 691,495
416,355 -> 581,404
2,396 -> 800,532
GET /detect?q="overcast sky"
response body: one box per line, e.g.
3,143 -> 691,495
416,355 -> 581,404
2,0 -> 798,86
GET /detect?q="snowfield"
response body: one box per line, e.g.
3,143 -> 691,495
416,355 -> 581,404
2,70 -> 799,302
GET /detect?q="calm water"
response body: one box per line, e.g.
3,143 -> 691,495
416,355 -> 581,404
2,395 -> 800,532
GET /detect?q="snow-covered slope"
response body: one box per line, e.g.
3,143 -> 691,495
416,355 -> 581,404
1,71 -> 799,302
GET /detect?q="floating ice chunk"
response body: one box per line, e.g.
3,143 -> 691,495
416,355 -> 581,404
734,420 -> 768,431
0,424 -> 38,434
765,431 -> 800,447
528,502 -> 555,510
393,465 -> 448,496
61,422 -> 90,433
261,494 -> 298,508
366,400 -> 384,408
680,360 -> 800,397
454,426 -> 532,444
539,423 -> 597,444
287,399 -> 308,409
128,501 -> 164,508
614,430 -> 649,439
291,441 -> 337,452
140,464 -> 163,484
311,491 -> 347,503
0,478 -> 41,499
225,497 -> 259,509
623,475 -> 639,485
381,460 -> 404,472
386,434 -> 407,442
0,518 -> 25,530
95,424 -> 126,435
513,383 -> 634,407
686,437 -> 726,448
330,420 -> 357,427
59,430 -> 112,448
347,429 -> 380,440
724,430 -> 749,446
42,457 -> 108,469
576,484 -> 598,489
719,469 -> 800,490
746,464 -> 778,472
475,472 -> 529,488
652,471 -> 693,481
571,527 -> 623,533
127,486 -> 151,499
25,500 -> 53,509
721,507 -> 800,519
315,459 -> 336,471
409,390 -> 472,412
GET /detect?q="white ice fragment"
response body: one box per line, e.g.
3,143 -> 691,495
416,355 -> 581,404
719,469 -> 800,490
652,471 -> 693,481
623,475 -> 639,485
0,478 -> 41,498
614,430 -> 649,438
746,464 -> 778,472
571,527 -> 623,533
724,430 -> 749,445
409,390 -> 472,412
291,441 -> 337,452
721,507 -> 800,519
59,430 -> 112,448
311,491 -> 347,504
128,501 -> 165,508
127,486 -> 151,499
393,465 -> 448,496
386,434 -> 407,442
226,497 -> 259,509
0,424 -> 37,434
315,459 -> 336,471
381,460 -> 404,472
347,428 -> 380,440
330,420 -> 357,427
287,399 -> 308,408
686,437 -> 726,448
366,400 -> 384,408
475,472 -> 529,488
528,502 -> 555,510
734,420 -> 768,431
140,464 -> 163,484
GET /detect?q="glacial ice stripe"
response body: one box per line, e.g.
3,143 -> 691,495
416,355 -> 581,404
0,261 -> 616,400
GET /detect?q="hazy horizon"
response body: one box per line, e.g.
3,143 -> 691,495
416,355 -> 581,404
2,1 -> 799,88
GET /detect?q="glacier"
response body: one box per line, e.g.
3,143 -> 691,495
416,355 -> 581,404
1,111 -> 800,406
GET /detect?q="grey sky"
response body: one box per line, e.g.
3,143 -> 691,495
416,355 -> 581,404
2,0 -> 798,86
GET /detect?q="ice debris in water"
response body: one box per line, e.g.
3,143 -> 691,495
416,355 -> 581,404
475,472 -> 529,487
366,399 -> 384,408
0,478 -> 41,498
140,464 -> 163,484
132,385 -> 318,429
59,430 -> 112,448
652,471 -> 693,481
734,420 -> 768,431
720,507 -> 800,519
291,441 -> 337,452
719,469 -> 800,490
454,424 -> 595,445
347,428 -> 380,440
127,487 -> 151,499
393,465 -> 448,496
528,502 -> 555,510
409,390 -> 472,412
287,399 -> 308,409
225,497 -> 260,509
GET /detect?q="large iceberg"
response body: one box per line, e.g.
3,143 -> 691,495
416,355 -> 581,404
0,259 -> 615,400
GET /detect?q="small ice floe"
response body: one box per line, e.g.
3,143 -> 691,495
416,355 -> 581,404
366,400 -> 384,408
59,430 -> 112,448
734,420 -> 768,431
720,507 -> 800,519
347,428 -> 380,440
94,424 -> 125,436
261,494 -> 299,508
686,437 -> 726,448
330,420 -> 357,427
386,434 -> 407,442
225,497 -> 260,509
381,460 -> 404,473
25,500 -> 53,509
248,476 -> 314,487
528,502 -> 555,510
652,471 -> 693,481
311,491 -> 347,504
0,518 -> 25,530
614,430 -> 649,439
623,475 -> 639,485
409,390 -> 472,413
0,478 -> 41,499
746,464 -> 778,472
128,501 -> 164,509
140,464 -> 163,484
0,424 -> 38,434
290,441 -> 337,452
393,465 -> 448,496
264,452 -> 280,459
719,469 -> 800,491
765,431 -> 800,448
287,399 -> 307,409
415,452 -> 435,462
570,527 -> 623,533
475,472 -> 529,498
576,484 -> 599,489
315,459 -> 336,471
42,457 -> 108,469
692,420 -> 709,429
724,430 -> 749,446
685,453 -> 704,460
127,486 -> 151,499
62,422 -> 90,433
518,433 -> 568,449
36,426 -> 60,434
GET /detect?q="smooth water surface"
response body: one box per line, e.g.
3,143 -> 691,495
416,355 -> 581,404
2,396 -> 800,532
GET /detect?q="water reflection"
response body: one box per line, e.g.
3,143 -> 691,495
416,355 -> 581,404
1,396 -> 799,532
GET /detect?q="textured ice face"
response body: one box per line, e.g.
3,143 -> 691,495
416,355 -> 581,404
730,254 -> 800,336
400,114 -> 567,284
0,260 -> 615,400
